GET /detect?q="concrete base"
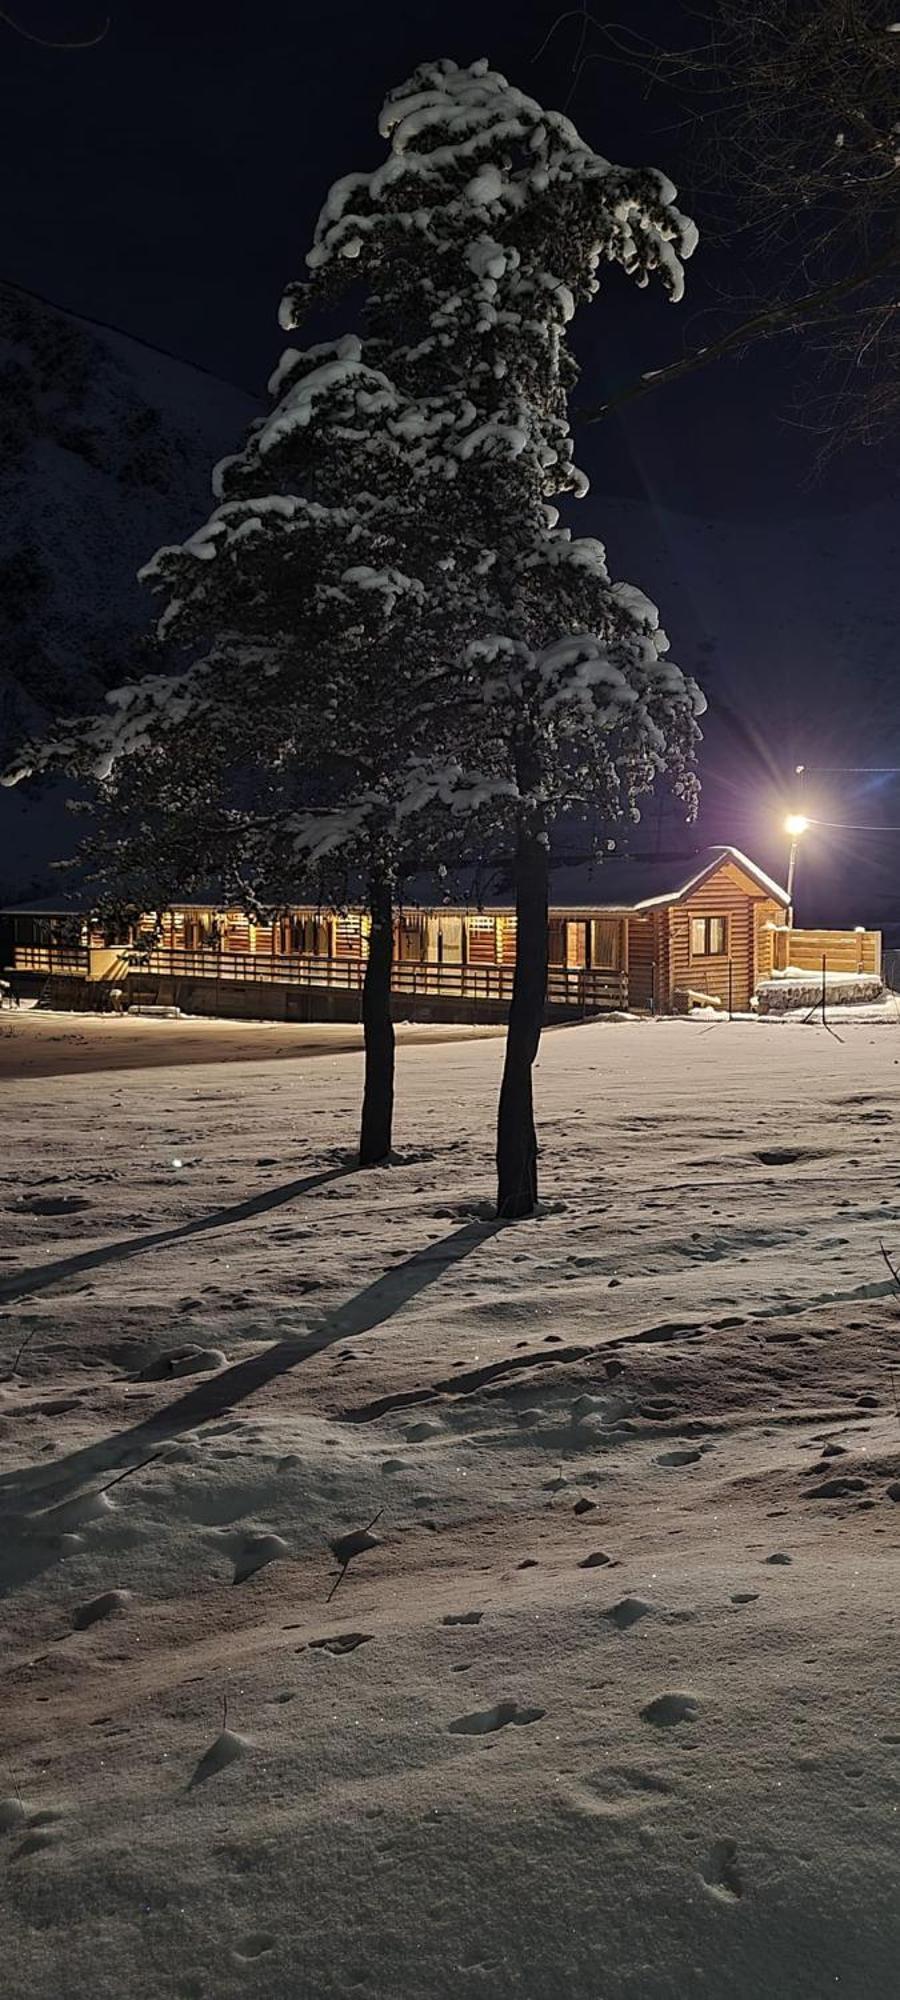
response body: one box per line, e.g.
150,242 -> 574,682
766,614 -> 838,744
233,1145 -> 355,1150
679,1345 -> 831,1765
126,973 -> 516,1027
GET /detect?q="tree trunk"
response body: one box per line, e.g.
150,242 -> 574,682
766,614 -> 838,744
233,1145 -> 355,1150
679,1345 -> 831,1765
359,877 -> 395,1166
496,803 -> 549,1218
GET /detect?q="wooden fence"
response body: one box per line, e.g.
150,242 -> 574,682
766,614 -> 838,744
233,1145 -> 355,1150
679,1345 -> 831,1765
770,927 -> 881,977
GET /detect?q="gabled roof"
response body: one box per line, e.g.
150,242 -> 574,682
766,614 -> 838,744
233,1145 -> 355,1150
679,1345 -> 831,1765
2,846 -> 791,919
491,845 -> 790,913
0,891 -> 89,917
632,845 -> 790,910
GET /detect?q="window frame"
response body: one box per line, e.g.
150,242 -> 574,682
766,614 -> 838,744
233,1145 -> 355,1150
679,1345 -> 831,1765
689,913 -> 729,959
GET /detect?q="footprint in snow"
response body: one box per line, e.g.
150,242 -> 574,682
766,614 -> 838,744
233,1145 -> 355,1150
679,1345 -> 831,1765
640,1692 -> 700,1729
233,1934 -> 277,1962
160,1442 -> 202,1466
10,1829 -> 63,1861
0,1798 -> 29,1835
7,1804 -> 67,1861
442,1611 -> 483,1627
16,1194 -> 92,1216
567,1767 -> 672,1820
308,1632 -> 373,1655
72,1588 -> 132,1631
657,1448 -> 703,1468
754,1146 -> 824,1166
449,1701 -> 545,1736
604,1596 -> 654,1631
805,1476 -> 867,1500
571,1394 -> 606,1423
700,1837 -> 743,1903
404,1420 -> 441,1442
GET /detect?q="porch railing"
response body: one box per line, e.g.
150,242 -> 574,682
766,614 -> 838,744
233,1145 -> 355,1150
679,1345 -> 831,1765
138,946 -> 626,1011
11,940 -> 626,1012
12,945 -> 91,977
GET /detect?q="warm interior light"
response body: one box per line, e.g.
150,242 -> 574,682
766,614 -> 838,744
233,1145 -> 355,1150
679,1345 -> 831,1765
784,813 -> 809,837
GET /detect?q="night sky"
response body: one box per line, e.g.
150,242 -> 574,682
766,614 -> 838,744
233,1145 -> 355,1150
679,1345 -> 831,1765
4,0 -> 890,512
2,0 -> 898,911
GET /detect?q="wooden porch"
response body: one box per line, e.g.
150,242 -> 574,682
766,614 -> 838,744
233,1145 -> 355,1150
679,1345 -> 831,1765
10,922 -> 628,1019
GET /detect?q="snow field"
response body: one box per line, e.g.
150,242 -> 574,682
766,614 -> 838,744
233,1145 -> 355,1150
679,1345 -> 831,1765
1,1016 -> 899,1997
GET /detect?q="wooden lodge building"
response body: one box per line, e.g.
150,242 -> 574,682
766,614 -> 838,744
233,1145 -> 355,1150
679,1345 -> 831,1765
2,845 -> 882,1024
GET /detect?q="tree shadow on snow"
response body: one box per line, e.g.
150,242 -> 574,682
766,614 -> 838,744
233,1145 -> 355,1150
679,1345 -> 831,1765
0,1216 -> 501,1535
0,1161 -> 358,1308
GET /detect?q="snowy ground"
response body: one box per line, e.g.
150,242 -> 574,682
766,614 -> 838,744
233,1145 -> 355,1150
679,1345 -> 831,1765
1,1015 -> 899,1998
0,1006 -> 501,1081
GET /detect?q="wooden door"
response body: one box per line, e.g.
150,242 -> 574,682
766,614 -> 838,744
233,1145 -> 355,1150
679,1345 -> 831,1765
566,921 -> 587,968
591,918 -> 621,970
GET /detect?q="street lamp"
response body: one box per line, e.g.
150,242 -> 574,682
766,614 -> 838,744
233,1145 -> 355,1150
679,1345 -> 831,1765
784,813 -> 809,921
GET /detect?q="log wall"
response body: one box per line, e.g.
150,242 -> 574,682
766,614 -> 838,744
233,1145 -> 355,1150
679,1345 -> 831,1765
665,860 -> 780,1012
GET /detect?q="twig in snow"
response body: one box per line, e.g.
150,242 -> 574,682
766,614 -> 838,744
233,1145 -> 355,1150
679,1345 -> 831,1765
875,1246 -> 900,1422
326,1510 -> 383,1602
878,1240 -> 900,1294
46,1452 -> 165,1514
3,1324 -> 38,1380
94,1451 -> 164,1497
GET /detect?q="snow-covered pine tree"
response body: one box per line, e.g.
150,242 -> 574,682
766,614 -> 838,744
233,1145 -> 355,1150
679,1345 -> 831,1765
294,59 -> 706,1213
4,57 -> 704,1211
3,322 -> 510,1167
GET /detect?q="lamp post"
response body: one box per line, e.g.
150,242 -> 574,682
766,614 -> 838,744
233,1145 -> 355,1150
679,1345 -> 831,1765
784,813 -> 809,925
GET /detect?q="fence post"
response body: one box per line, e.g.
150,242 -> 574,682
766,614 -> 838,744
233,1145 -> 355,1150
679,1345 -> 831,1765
821,952 -> 827,1027
728,958 -> 733,1020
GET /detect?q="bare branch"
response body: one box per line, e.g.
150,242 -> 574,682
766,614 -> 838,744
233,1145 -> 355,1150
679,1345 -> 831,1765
570,0 -> 900,451
579,248 -> 900,424
0,5 -> 110,47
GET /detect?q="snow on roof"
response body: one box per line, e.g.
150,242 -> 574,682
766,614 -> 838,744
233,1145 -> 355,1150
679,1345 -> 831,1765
2,847 -> 790,919
0,892 -> 90,916
708,845 -> 791,907
618,845 -> 790,910
405,846 -> 790,912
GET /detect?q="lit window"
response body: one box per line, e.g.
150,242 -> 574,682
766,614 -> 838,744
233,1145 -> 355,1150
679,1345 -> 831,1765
690,915 -> 728,957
